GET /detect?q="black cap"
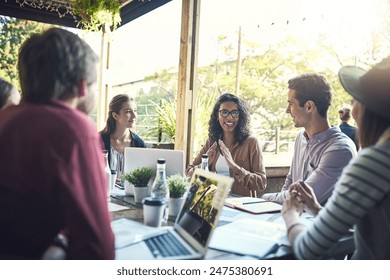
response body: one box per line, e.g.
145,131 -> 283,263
339,57 -> 390,121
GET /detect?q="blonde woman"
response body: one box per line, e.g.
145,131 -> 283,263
100,94 -> 146,184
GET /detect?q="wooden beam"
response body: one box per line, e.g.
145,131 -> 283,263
175,0 -> 201,168
97,27 -> 112,131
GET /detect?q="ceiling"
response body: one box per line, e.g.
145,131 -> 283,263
0,0 -> 172,29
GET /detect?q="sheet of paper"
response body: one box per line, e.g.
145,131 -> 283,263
209,218 -> 289,258
111,218 -> 159,249
108,202 -> 129,212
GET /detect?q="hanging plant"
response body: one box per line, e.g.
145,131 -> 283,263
72,0 -> 122,32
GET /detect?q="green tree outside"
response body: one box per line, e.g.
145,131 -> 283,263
0,17 -> 46,90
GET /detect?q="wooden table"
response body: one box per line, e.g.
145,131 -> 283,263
110,195 -> 144,223
109,194 -> 293,260
109,194 -> 353,260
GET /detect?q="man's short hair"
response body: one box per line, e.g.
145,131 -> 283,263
339,107 -> 351,121
18,27 -> 99,103
288,73 -> 332,118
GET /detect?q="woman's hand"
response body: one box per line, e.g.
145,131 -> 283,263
290,181 -> 322,217
282,189 -> 304,220
218,139 -> 237,168
206,141 -> 218,159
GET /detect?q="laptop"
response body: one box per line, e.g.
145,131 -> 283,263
124,147 -> 185,176
115,169 -> 234,260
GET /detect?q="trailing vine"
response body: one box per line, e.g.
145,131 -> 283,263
72,0 -> 121,32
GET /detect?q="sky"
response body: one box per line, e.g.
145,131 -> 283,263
102,0 -> 386,85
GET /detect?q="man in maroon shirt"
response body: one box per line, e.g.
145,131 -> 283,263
0,28 -> 115,259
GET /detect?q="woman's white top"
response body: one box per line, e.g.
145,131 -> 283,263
215,154 -> 230,177
110,146 -> 124,181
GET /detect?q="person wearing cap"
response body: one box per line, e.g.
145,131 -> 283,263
338,107 -> 359,149
262,74 -> 357,205
282,58 -> 390,259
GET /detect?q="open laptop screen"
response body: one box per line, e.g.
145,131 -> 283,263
124,147 -> 184,177
175,169 -> 233,247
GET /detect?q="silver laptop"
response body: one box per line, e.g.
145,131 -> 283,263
115,169 -> 233,260
124,147 -> 185,176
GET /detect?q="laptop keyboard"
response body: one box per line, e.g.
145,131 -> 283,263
145,231 -> 191,258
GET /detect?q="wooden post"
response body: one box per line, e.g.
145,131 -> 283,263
275,126 -> 280,154
97,25 -> 112,131
175,0 -> 201,167
235,26 -> 242,96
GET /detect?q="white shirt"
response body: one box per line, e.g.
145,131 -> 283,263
215,154 -> 230,177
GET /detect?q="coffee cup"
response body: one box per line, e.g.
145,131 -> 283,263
142,197 -> 166,227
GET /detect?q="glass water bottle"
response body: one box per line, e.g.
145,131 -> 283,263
150,158 -> 170,222
201,153 -> 209,171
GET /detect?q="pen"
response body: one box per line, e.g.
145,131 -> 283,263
242,201 -> 267,205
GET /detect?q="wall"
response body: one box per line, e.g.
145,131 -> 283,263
263,166 -> 289,194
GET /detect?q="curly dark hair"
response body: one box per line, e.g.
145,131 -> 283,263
208,93 -> 251,144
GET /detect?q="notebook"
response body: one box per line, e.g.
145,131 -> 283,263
115,169 -> 234,260
224,197 -> 282,214
124,147 -> 185,176
208,218 -> 287,258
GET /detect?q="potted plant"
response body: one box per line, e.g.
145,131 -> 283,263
167,174 -> 188,217
123,167 -> 155,203
146,98 -> 176,149
72,0 -> 122,32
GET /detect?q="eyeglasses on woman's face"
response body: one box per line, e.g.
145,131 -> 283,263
219,109 -> 240,118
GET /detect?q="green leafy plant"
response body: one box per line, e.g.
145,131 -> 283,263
72,0 -> 121,31
147,98 -> 176,142
122,167 -> 155,187
167,174 -> 188,198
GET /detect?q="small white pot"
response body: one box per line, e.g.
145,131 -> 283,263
124,181 -> 134,196
169,196 -> 185,217
133,186 -> 149,203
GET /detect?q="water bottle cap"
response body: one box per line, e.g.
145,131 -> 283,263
201,154 -> 208,159
157,158 -> 166,164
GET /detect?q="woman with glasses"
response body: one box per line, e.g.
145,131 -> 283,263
186,93 -> 266,196
100,94 -> 146,185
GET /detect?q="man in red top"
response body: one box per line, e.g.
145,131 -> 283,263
0,28 -> 115,259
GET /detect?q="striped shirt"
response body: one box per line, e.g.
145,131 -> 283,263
294,137 -> 390,259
